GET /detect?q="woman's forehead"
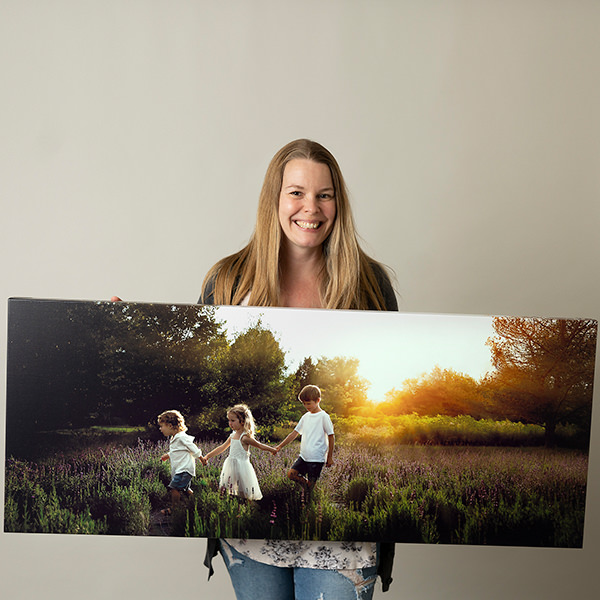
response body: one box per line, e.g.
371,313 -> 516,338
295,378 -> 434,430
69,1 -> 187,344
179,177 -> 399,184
282,159 -> 333,185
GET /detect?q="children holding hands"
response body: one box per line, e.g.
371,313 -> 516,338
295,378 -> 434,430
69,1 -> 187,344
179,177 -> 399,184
159,386 -> 333,511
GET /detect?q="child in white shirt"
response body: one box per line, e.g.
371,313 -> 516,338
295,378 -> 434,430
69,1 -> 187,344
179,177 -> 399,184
157,409 -> 203,514
276,385 -> 334,489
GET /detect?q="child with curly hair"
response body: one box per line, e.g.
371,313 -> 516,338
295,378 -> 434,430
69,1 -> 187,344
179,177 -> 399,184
157,409 -> 204,514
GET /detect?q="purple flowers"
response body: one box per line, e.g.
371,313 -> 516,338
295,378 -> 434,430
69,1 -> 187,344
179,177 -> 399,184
4,437 -> 589,546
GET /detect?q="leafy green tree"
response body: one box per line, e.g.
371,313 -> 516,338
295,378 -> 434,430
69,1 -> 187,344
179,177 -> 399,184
218,319 -> 291,431
284,357 -> 318,420
96,302 -> 227,424
6,299 -> 102,440
291,357 -> 318,395
485,317 -> 597,446
6,300 -> 230,456
312,356 -> 370,416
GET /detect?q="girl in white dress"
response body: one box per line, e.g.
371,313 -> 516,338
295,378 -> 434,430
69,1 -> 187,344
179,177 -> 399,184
202,404 -> 277,500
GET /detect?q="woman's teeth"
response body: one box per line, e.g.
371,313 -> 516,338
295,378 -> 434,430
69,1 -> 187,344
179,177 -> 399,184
295,221 -> 321,229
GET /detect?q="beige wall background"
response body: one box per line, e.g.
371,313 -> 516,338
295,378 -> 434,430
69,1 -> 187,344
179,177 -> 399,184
1,1 -> 599,598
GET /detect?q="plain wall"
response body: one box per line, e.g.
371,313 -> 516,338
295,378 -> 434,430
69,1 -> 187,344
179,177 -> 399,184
1,1 -> 599,598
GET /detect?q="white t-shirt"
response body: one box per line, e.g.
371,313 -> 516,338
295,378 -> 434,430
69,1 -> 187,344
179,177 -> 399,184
294,410 -> 334,462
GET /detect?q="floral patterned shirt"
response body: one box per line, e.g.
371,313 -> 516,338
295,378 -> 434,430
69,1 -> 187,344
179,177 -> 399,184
225,539 -> 377,570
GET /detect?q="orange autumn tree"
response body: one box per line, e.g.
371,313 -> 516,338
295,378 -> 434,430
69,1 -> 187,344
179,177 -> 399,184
380,366 -> 487,418
485,317 -> 597,447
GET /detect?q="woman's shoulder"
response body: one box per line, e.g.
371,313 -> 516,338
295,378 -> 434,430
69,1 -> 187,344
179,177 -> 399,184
199,265 -> 243,305
367,260 -> 398,311
199,250 -> 248,305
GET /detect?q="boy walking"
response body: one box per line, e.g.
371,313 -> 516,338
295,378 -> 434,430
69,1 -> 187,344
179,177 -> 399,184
157,409 -> 204,514
276,385 -> 334,490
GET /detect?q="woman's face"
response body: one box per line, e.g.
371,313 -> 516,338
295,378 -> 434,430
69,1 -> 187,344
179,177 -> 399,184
278,159 -> 336,253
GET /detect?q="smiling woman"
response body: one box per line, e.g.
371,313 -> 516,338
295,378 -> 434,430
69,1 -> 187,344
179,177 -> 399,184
201,138 -> 397,312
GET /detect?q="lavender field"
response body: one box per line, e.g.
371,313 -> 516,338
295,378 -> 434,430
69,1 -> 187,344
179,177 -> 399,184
4,435 -> 588,547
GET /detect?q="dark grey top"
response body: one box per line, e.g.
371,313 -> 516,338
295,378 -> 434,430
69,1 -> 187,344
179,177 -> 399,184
199,261 -> 398,311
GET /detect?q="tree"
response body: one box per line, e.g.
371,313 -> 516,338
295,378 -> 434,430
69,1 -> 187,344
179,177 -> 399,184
285,357 -> 319,420
381,367 -> 487,418
218,319 -> 291,429
291,357 -> 318,395
312,356 -> 370,416
486,317 -> 597,446
5,299 -> 230,455
6,299 -> 106,440
95,302 -> 228,424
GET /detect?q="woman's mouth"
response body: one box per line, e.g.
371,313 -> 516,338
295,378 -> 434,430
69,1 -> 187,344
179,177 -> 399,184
294,220 -> 322,230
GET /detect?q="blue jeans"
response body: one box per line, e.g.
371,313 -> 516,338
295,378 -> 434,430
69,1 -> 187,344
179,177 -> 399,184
220,541 -> 378,600
168,471 -> 192,491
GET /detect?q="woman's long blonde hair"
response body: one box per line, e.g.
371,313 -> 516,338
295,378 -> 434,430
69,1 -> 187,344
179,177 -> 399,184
202,139 -> 391,309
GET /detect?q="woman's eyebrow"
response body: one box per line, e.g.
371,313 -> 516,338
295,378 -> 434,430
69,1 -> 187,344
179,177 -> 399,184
284,184 -> 334,192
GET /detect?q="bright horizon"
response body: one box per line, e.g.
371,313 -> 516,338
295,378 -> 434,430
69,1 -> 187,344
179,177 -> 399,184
212,306 -> 496,403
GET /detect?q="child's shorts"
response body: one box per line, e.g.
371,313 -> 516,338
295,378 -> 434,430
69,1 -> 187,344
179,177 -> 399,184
168,471 -> 193,492
290,456 -> 325,482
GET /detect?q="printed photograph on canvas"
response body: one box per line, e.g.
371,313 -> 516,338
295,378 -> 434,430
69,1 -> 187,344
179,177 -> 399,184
4,298 -> 596,546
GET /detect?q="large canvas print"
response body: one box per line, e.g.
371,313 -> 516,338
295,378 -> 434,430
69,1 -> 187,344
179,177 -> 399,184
4,298 -> 597,546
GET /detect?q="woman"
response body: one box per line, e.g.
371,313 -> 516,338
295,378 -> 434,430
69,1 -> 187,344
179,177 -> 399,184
200,139 -> 397,600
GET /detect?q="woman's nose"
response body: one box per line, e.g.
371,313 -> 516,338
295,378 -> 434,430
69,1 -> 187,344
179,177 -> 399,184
303,195 -> 319,213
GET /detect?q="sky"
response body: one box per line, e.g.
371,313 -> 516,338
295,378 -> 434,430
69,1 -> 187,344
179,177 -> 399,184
212,306 -> 496,402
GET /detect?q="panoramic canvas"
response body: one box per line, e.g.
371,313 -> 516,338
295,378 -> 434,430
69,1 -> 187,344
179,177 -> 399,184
4,298 -> 597,546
